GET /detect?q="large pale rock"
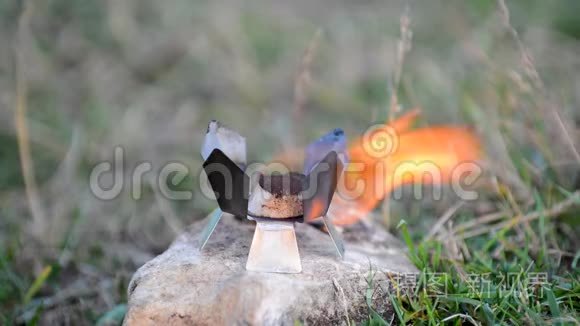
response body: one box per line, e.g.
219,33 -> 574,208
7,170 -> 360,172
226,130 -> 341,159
125,216 -> 416,325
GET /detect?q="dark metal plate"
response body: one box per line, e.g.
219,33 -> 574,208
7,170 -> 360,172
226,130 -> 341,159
202,148 -> 249,217
302,151 -> 343,222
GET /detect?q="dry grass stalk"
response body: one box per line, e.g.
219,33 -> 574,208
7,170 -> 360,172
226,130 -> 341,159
444,221 -> 469,281
293,28 -> 322,125
332,278 -> 352,326
381,4 -> 413,226
502,180 -> 539,247
14,0 -> 47,237
425,201 -> 464,240
548,107 -> 580,165
496,0 -> 542,90
454,191 -> 579,240
497,0 -> 580,166
449,210 -> 507,236
388,3 -> 412,123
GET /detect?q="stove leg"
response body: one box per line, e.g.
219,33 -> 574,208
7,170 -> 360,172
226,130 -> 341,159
246,220 -> 302,273
198,207 -> 224,250
322,214 -> 345,260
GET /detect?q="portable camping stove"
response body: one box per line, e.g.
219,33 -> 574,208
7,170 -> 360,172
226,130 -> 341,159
198,120 -> 345,273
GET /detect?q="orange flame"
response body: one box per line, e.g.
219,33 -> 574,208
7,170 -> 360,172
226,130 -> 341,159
329,109 -> 482,225
272,109 -> 482,226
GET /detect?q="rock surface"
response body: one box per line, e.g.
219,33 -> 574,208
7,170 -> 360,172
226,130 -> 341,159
124,215 -> 416,325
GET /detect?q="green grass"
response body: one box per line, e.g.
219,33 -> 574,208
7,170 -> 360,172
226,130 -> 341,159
361,205 -> 580,325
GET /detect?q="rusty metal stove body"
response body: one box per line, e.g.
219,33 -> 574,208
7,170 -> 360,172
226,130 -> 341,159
199,120 -> 345,273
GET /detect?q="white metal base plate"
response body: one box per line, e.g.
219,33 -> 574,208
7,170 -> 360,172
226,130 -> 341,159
246,220 -> 302,273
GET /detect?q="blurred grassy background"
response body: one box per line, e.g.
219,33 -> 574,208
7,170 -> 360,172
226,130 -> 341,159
0,0 -> 579,324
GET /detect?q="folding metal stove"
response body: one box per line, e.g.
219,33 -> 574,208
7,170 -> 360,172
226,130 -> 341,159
198,120 -> 345,273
